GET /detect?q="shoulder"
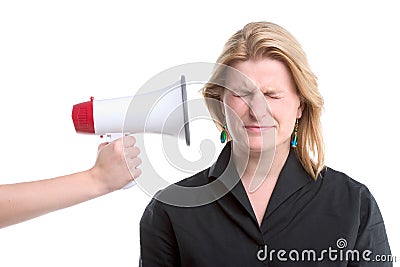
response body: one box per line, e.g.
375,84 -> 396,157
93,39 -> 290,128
174,167 -> 212,187
321,168 -> 391,254
320,166 -> 376,203
318,164 -> 392,256
141,167 -> 213,216
322,166 -> 368,190
318,167 -> 388,237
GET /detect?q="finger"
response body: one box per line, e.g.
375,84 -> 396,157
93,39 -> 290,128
126,157 -> 142,169
122,135 -> 136,148
130,168 -> 142,179
124,146 -> 140,159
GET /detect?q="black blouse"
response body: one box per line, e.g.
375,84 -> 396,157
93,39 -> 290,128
140,142 -> 392,266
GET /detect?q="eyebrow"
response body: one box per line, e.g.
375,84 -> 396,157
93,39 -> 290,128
225,81 -> 255,93
260,86 -> 283,94
226,80 -> 283,95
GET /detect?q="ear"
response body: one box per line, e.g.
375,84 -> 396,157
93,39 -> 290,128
297,101 -> 304,119
220,100 -> 225,116
220,90 -> 226,116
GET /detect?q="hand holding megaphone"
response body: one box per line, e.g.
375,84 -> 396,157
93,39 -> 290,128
71,75 -> 190,189
93,136 -> 142,191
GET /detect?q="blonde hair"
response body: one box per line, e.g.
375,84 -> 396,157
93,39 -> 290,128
202,21 -> 325,179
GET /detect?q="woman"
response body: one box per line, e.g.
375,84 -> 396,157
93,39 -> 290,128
140,22 -> 392,266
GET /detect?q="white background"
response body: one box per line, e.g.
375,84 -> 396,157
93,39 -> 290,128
0,0 -> 399,266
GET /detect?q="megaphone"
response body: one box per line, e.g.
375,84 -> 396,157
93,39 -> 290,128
72,75 -> 190,145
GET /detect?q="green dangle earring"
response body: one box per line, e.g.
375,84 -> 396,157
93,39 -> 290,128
291,119 -> 299,148
220,125 -> 227,143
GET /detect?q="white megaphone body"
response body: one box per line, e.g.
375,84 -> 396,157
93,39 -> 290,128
71,75 -> 190,188
72,75 -> 190,145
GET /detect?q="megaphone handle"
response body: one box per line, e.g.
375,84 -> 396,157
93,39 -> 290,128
105,133 -> 136,190
123,181 -> 136,189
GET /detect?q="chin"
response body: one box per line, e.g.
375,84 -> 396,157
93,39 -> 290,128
249,145 -> 275,154
247,139 -> 276,153
232,133 -> 276,151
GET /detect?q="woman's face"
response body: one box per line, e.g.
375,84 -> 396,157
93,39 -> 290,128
222,58 -> 303,153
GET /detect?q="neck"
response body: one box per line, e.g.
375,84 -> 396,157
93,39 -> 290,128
232,141 -> 290,192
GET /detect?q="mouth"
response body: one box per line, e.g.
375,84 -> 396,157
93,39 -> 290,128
244,125 -> 275,133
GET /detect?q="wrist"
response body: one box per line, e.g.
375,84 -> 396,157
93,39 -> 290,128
86,167 -> 114,197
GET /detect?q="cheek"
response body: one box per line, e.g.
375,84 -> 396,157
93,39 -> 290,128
223,98 -> 249,139
225,105 -> 245,128
270,100 -> 298,126
223,97 -> 248,119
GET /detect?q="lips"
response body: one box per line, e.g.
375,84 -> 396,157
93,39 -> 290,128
244,125 -> 275,132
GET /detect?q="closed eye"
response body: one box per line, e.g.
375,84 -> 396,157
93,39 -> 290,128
264,93 -> 282,99
233,93 -> 250,97
231,90 -> 252,98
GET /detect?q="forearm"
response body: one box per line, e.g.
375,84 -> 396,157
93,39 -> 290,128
0,136 -> 141,229
0,169 -> 107,229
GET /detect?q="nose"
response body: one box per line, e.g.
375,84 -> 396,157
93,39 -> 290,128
248,92 -> 270,122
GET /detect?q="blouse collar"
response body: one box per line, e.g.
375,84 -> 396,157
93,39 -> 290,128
208,141 -> 314,220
